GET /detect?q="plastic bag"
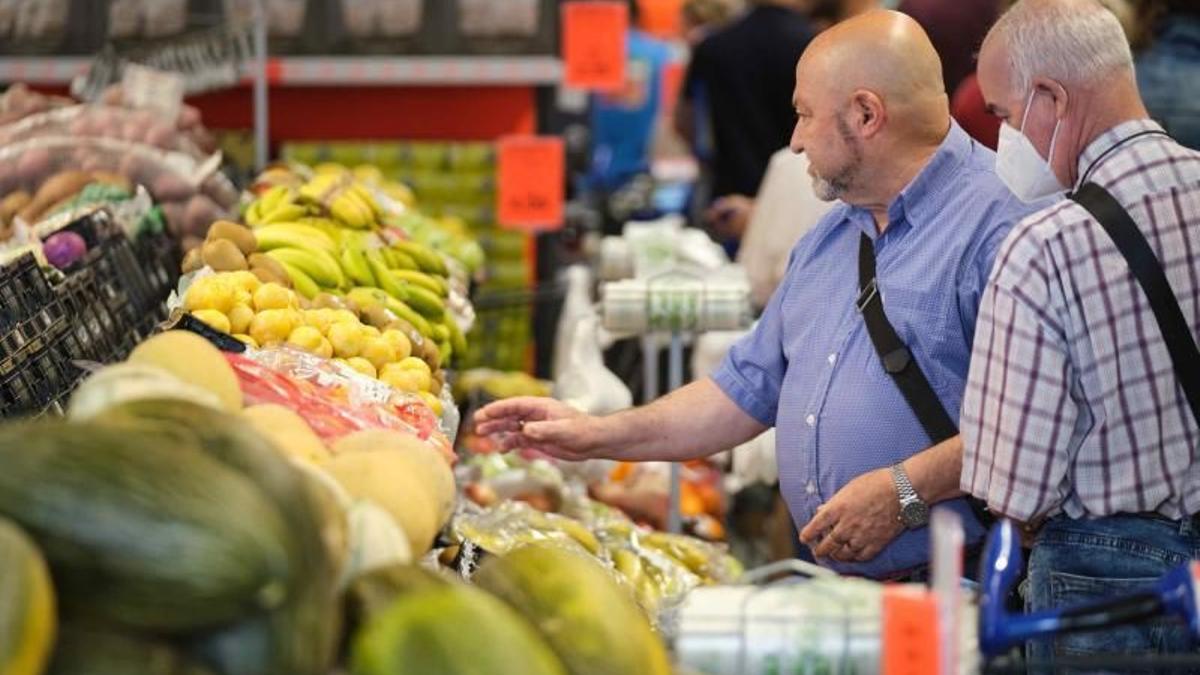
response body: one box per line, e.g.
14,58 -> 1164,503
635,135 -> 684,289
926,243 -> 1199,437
225,348 -> 455,462
452,500 -> 602,559
0,105 -> 211,159
555,313 -> 632,415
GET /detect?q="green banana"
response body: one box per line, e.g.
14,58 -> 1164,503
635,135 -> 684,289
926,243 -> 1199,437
365,249 -> 409,301
444,316 -> 467,357
386,249 -> 419,271
438,339 -> 453,364
265,247 -> 345,289
400,283 -> 446,319
431,324 -> 450,343
279,261 -> 320,299
389,269 -> 446,298
385,299 -> 433,337
254,223 -> 339,256
339,245 -> 376,287
392,240 -> 447,276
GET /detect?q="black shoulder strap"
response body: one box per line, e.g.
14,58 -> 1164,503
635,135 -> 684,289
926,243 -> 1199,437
1070,182 -> 1200,428
857,234 -> 958,444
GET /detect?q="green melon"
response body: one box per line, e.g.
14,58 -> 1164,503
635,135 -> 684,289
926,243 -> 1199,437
473,543 -> 672,675
0,517 -> 55,675
351,583 -> 565,675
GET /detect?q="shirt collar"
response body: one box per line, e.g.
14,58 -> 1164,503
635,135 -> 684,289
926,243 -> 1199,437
850,121 -> 973,239
1074,118 -> 1167,188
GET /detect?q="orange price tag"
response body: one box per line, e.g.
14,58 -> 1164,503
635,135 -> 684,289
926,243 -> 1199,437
882,586 -> 941,675
562,1 -> 628,90
496,136 -> 565,232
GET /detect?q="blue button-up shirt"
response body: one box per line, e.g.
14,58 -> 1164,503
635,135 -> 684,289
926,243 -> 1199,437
712,122 -> 1047,577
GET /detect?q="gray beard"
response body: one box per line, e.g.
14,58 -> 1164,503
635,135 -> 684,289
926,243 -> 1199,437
812,174 -> 847,202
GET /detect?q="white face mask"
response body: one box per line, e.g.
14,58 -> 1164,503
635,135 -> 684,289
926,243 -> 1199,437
996,89 -> 1065,203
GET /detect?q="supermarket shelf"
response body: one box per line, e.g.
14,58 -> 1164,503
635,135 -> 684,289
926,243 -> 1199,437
0,56 -> 563,86
274,56 -> 562,86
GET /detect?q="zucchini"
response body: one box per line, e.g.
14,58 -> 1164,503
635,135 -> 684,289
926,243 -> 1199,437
0,421 -> 292,633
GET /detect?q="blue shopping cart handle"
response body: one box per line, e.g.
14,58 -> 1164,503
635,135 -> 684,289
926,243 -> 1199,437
978,520 -> 1200,658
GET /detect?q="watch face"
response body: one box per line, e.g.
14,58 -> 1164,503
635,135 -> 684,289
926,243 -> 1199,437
902,500 -> 929,527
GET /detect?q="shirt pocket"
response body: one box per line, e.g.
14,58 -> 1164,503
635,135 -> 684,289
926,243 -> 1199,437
877,286 -> 963,394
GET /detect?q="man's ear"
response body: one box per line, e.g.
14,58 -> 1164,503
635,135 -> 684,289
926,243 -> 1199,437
1032,76 -> 1069,120
851,89 -> 887,139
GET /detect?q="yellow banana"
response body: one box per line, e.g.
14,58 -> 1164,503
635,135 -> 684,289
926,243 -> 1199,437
385,298 -> 433,338
347,286 -> 391,310
348,182 -> 385,221
265,247 -> 345,289
278,261 -> 320,299
258,202 -> 310,225
330,192 -> 372,229
254,224 -> 339,256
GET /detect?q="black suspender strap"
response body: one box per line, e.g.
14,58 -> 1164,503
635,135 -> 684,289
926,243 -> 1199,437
857,233 -> 959,444
1070,182 -> 1200,429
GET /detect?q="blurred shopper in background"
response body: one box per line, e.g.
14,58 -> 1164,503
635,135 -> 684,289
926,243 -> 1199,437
675,0 -> 815,249
681,0 -> 738,46
897,0 -> 1000,96
585,0 -> 673,198
1135,0 -> 1200,148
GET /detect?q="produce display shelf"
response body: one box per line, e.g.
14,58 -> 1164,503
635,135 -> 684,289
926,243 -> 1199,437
0,56 -> 563,86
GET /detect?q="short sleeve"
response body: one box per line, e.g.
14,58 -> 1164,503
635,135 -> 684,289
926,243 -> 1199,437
710,247 -> 798,427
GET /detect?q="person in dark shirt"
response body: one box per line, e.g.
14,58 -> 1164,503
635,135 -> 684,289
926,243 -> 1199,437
675,1 -> 816,201
1135,0 -> 1200,149
897,0 -> 1001,94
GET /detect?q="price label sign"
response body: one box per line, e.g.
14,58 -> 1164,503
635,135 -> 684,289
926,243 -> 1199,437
121,64 -> 186,121
882,586 -> 941,675
497,136 -> 565,232
562,1 -> 628,91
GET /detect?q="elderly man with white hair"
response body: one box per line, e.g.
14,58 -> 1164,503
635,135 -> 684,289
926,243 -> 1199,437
961,0 -> 1200,662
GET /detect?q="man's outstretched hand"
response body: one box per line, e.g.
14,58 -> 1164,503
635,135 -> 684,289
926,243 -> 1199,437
472,397 -> 609,461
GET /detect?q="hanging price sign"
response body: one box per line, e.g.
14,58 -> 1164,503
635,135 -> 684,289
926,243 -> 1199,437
497,136 -> 565,231
562,1 -> 628,90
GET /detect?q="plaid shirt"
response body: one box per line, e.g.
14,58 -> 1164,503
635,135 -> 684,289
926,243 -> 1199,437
961,119 -> 1200,522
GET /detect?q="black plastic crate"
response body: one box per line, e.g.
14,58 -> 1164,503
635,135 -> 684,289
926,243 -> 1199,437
0,254 -> 53,334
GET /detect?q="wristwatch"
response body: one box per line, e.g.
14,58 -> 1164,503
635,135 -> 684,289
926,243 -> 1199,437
891,463 -> 929,529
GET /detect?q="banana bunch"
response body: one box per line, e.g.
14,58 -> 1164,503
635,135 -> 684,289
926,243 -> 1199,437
296,172 -> 384,230
245,185 -> 311,227
253,222 -> 346,298
339,237 -> 465,367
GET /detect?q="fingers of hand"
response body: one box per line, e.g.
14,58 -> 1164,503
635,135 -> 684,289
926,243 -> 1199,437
799,506 -> 834,546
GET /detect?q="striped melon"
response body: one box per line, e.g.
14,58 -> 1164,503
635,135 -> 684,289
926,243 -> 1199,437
0,517 -> 55,675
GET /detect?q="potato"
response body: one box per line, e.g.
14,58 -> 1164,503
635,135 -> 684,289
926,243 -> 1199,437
150,173 -> 195,202
201,238 -> 248,272
182,235 -> 205,253
143,122 -> 176,149
161,201 -> 187,237
183,194 -> 222,238
206,219 -> 256,255
14,147 -> 52,189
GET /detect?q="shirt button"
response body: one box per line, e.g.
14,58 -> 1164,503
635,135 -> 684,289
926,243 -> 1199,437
806,482 -> 817,495
828,353 -> 837,365
805,414 -> 816,426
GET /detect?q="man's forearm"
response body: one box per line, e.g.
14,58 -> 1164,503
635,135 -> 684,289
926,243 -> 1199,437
596,378 -> 767,463
902,434 -> 966,504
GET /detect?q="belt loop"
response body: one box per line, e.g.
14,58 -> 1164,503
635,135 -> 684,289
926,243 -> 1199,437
1181,515 -> 1194,537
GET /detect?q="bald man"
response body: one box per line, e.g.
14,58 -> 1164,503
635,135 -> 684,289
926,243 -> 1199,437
475,11 -> 1044,579
961,0 -> 1200,661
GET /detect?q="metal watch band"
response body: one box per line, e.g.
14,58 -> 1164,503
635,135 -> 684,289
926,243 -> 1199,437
891,463 -> 918,504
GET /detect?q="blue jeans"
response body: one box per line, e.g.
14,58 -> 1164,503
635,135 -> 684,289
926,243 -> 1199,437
1025,515 -> 1200,673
